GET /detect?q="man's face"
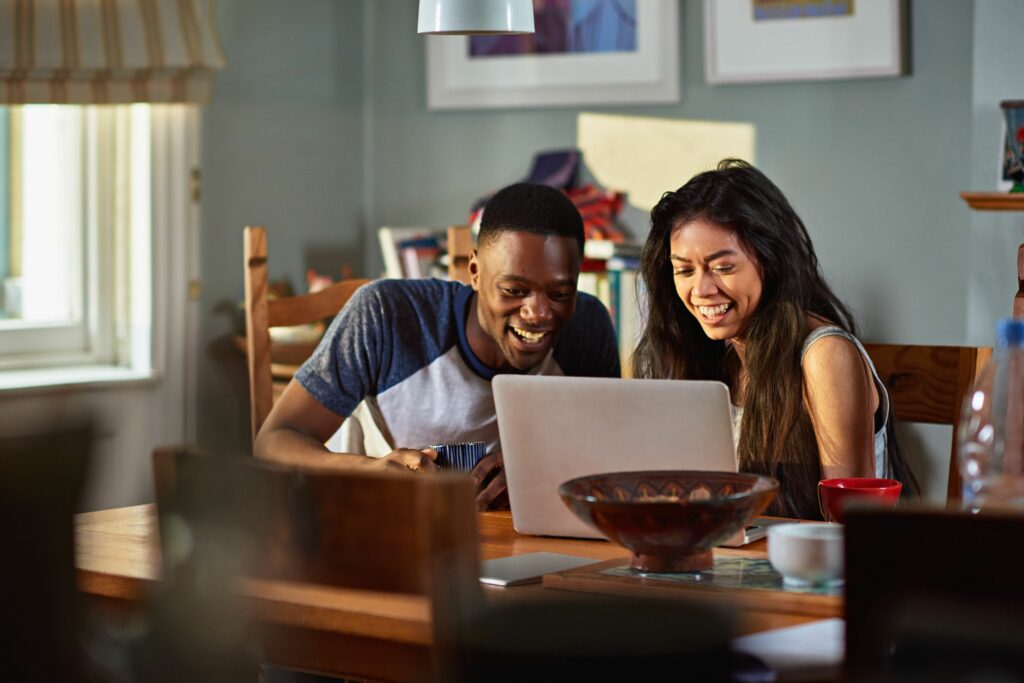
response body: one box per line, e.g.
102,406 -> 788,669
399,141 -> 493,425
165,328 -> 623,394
468,231 -> 581,372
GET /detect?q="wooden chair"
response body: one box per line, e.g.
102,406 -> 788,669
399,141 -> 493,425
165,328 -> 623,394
153,446 -> 482,681
243,226 -> 370,443
447,225 -> 473,284
863,343 -> 991,502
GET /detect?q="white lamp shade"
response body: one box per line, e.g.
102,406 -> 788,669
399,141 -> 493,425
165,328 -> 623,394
418,0 -> 535,35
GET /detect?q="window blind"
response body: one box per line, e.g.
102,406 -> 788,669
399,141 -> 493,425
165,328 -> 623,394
0,0 -> 225,104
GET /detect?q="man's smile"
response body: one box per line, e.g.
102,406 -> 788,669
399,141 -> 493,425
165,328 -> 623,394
510,326 -> 550,343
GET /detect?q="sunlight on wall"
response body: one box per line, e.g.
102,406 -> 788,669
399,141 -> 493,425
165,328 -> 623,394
576,113 -> 756,211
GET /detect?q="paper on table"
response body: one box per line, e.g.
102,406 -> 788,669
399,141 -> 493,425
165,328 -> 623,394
732,618 -> 844,678
479,553 -> 597,587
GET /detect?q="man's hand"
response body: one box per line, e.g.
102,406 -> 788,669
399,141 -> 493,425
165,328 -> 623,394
470,451 -> 507,511
370,448 -> 439,474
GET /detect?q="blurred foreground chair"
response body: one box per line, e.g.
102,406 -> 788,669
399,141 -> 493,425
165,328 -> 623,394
152,446 -> 482,681
0,423 -> 93,682
450,594 -> 748,683
863,344 -> 990,501
845,506 -> 1024,681
243,226 -> 370,443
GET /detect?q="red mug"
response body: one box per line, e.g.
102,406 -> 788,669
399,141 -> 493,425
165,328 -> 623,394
817,478 -> 902,523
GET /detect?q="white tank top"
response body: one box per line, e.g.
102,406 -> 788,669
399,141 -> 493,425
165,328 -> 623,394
730,326 -> 890,478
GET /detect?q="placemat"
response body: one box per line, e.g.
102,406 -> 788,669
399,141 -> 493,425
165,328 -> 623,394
601,557 -> 842,596
543,557 -> 843,619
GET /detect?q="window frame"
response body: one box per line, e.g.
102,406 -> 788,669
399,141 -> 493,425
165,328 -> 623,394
0,105 -> 150,370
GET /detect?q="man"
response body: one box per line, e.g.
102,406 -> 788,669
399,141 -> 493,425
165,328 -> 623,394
255,183 -> 620,508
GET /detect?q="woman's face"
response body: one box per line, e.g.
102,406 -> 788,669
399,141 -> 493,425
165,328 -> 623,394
669,217 -> 763,342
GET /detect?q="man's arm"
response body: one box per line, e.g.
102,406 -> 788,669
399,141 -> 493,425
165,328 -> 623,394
254,380 -> 436,473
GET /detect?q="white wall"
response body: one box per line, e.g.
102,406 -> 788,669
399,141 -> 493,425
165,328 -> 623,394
0,380 -> 185,511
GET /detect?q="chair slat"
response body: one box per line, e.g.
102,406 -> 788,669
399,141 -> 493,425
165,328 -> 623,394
267,279 -> 369,328
868,345 -> 969,424
864,343 -> 990,503
447,225 -> 473,285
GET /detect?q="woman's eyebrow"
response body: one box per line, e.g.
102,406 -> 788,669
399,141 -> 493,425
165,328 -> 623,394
704,249 -> 737,262
670,249 -> 737,264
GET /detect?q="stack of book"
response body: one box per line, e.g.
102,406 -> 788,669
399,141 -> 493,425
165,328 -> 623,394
378,227 -> 447,279
578,241 -> 645,375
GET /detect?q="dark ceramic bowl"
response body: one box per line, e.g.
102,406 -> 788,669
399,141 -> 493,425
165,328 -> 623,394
559,470 -> 779,573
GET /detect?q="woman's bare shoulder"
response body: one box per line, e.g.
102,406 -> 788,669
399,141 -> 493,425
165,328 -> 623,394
801,333 -> 863,379
806,314 -> 838,332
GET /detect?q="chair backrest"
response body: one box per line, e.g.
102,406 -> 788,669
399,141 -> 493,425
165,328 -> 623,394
243,226 -> 370,443
153,446 -> 483,677
863,343 -> 991,501
447,225 -> 473,284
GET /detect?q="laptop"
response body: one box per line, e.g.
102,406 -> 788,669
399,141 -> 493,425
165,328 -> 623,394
493,375 -> 740,540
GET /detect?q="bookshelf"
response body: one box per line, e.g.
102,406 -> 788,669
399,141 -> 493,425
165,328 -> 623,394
578,241 -> 644,376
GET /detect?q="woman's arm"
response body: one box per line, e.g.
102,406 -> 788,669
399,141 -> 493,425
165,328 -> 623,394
801,335 -> 879,479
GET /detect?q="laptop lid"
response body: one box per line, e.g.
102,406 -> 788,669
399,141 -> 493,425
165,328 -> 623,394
493,375 -> 736,539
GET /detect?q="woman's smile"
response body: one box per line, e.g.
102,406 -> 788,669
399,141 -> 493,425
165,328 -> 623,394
670,218 -> 763,341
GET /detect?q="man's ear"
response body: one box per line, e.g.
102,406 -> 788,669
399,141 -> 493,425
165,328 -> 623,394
468,249 -> 480,290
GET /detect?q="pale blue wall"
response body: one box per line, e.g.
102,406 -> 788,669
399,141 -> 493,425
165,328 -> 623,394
197,1 -> 991,494
198,0 -> 366,450
365,0 -> 975,347
967,0 -> 1024,346
356,1 -> 977,498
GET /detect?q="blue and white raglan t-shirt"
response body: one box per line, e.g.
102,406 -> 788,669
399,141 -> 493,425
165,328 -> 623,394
294,278 -> 620,456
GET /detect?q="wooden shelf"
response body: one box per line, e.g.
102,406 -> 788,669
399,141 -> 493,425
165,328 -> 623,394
960,192 -> 1024,211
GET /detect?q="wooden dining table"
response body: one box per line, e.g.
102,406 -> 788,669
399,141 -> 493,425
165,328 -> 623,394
75,504 -> 839,681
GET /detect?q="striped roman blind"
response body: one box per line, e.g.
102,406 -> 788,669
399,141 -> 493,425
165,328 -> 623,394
0,0 -> 225,104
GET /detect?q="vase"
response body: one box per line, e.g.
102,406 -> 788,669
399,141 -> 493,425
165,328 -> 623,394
1001,100 -> 1024,193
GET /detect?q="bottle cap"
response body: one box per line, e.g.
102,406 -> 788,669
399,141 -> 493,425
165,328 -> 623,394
996,318 -> 1024,347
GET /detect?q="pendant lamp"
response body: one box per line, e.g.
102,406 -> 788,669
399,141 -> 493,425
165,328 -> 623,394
417,0 -> 535,35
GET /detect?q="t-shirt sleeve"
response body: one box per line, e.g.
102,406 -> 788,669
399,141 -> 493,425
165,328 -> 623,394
294,283 -> 388,417
554,293 -> 621,378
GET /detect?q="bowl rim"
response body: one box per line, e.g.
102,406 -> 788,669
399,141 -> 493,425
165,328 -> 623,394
768,521 -> 844,540
818,477 -> 902,491
558,469 -> 779,506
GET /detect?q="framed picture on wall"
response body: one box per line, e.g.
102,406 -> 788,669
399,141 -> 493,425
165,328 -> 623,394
424,0 -> 679,110
704,0 -> 908,85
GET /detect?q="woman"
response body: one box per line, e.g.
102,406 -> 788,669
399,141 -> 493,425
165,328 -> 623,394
633,159 -> 915,519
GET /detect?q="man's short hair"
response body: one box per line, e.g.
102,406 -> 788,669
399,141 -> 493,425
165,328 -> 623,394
478,183 -> 585,254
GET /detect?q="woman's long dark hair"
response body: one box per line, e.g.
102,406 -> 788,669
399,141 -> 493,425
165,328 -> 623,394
632,159 -> 915,518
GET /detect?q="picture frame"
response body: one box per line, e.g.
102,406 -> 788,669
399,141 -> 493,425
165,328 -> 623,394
704,0 -> 907,85
424,0 -> 679,110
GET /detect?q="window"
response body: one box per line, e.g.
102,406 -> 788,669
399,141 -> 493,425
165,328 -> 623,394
0,105 -> 154,371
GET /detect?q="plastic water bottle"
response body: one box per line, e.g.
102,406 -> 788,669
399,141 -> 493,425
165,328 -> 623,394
958,318 -> 1024,512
